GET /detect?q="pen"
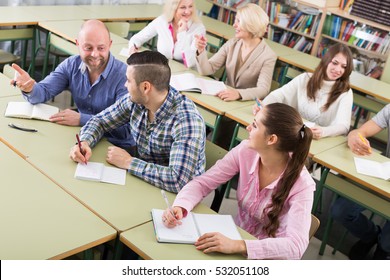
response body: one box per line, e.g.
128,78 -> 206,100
255,98 -> 262,108
13,71 -> 19,87
161,190 -> 177,220
358,133 -> 372,153
76,133 -> 87,164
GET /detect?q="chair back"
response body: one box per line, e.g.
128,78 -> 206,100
0,28 -> 35,69
105,22 -> 130,38
49,34 -> 78,55
309,214 -> 320,240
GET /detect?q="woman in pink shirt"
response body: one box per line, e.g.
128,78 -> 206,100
162,103 -> 315,259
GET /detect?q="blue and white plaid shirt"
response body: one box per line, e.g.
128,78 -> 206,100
80,87 -> 206,193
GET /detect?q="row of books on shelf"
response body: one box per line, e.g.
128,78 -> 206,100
339,0 -> 354,12
266,2 -> 321,37
350,0 -> 390,27
323,15 -> 390,55
268,28 -> 313,53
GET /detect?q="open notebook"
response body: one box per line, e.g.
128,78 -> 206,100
5,101 -> 59,121
170,73 -> 226,96
74,162 -> 126,185
151,208 -> 242,244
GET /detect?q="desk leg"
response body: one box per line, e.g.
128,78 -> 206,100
113,235 -> 123,260
319,194 -> 338,255
312,167 -> 330,214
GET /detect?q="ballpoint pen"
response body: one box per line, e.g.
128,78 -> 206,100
76,133 -> 87,164
255,98 -> 262,108
161,190 -> 177,220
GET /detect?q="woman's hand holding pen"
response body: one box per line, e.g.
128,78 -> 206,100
195,232 -> 247,255
194,34 -> 207,55
162,206 -> 183,228
129,44 -> 139,56
50,109 -> 80,126
10,63 -> 35,93
348,130 -> 372,156
252,98 -> 263,115
70,141 -> 91,164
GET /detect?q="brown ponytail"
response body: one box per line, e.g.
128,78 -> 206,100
261,103 -> 313,237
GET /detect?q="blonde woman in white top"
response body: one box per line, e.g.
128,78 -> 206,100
128,0 -> 205,68
262,43 -> 354,139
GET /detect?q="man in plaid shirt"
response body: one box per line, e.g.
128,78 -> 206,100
70,51 -> 206,193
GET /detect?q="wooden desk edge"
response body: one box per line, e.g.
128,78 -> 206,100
50,232 -> 117,260
313,157 -> 390,200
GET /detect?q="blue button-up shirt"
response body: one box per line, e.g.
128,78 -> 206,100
23,54 -> 134,148
80,87 -> 206,193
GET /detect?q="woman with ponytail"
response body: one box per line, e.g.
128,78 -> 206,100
162,103 -> 315,259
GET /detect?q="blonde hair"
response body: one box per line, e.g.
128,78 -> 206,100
237,3 -> 269,38
162,0 -> 199,23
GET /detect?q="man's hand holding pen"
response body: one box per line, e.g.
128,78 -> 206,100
70,134 -> 91,164
10,63 -> 35,93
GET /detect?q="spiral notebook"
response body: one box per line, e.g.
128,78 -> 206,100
151,208 -> 242,244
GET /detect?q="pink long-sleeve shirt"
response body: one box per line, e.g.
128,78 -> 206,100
173,140 -> 316,259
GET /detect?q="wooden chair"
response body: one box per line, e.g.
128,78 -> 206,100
0,27 -> 35,73
196,105 -> 223,144
105,22 -> 130,38
309,214 -> 320,240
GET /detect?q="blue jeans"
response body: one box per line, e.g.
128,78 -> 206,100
331,197 -> 390,253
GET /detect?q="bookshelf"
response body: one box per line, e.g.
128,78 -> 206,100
263,0 -> 329,55
208,1 -> 259,25
207,0 -> 390,80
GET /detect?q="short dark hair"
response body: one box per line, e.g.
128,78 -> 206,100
127,51 -> 171,91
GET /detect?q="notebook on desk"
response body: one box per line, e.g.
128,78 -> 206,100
151,208 -> 241,244
170,73 -> 226,96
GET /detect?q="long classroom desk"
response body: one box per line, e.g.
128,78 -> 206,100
0,5 -> 96,26
313,143 -> 390,201
78,4 -> 161,22
120,219 -> 256,260
0,95 -> 213,234
0,140 -> 116,260
311,143 -> 390,254
38,20 -> 129,45
0,95 -> 258,259
0,73 -> 21,98
0,4 -> 160,27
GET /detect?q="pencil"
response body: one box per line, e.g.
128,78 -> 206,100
358,133 -> 372,153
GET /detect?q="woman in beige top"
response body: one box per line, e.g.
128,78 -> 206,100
194,3 -> 277,101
